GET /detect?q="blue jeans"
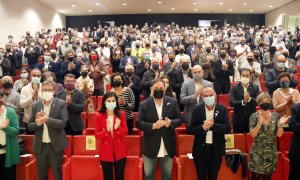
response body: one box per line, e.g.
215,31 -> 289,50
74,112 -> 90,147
142,154 -> 173,180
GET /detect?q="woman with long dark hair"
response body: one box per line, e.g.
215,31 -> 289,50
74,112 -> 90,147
95,91 -> 128,180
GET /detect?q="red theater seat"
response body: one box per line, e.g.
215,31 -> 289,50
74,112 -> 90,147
140,95 -> 145,102
283,156 -> 290,180
177,155 -> 197,180
278,132 -> 293,153
71,155 -> 102,180
81,112 -> 87,129
19,135 -> 34,154
124,135 -> 141,156
272,152 -> 284,180
72,135 -> 100,155
16,154 -> 35,180
133,112 -> 138,127
92,96 -> 97,111
175,127 -> 186,136
217,94 -> 233,111
12,76 -> 21,83
124,156 -> 143,180
87,112 -> 97,129
219,155 -> 248,180
176,135 -> 194,156
106,84 -> 112,92
260,81 -> 268,92
226,134 -> 246,153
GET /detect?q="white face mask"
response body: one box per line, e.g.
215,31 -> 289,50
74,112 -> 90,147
115,51 -> 121,54
241,77 -> 250,85
30,42 -> 35,47
44,56 -> 51,62
42,91 -> 53,102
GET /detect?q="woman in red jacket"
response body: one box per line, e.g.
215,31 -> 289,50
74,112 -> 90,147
95,91 -> 128,180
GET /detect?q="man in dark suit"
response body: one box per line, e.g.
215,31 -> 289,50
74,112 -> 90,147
37,50 -> 59,76
56,74 -> 85,135
58,50 -> 81,83
28,81 -> 69,180
213,48 -> 234,95
189,86 -> 231,180
136,79 -> 182,180
171,57 -> 193,111
230,68 -> 259,133
289,103 -> 300,180
119,47 -> 138,72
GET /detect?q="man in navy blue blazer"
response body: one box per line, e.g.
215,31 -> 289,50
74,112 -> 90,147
119,47 -> 138,72
136,79 -> 182,180
37,50 -> 59,76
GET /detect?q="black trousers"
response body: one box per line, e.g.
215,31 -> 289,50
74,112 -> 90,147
289,162 -> 300,180
64,122 -> 82,136
25,123 -> 35,135
233,120 -> 250,133
126,119 -> 133,135
194,145 -> 222,180
214,81 -> 230,95
0,154 -> 16,180
101,158 -> 126,180
36,143 -> 64,180
251,172 -> 272,180
93,88 -> 104,96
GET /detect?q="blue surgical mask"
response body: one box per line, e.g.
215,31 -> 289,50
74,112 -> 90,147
106,102 -> 116,110
31,77 -> 41,84
277,62 -> 285,69
203,96 -> 215,106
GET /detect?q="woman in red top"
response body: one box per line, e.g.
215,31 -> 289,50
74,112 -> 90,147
95,91 -> 128,180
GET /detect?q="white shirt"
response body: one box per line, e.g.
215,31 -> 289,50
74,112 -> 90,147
234,44 -> 251,62
155,100 -> 168,157
195,82 -> 202,104
205,106 -> 215,144
44,61 -> 50,69
42,101 -> 52,143
240,61 -> 262,89
183,72 -> 188,82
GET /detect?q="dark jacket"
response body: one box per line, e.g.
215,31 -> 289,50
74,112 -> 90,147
189,103 -> 231,159
123,74 -> 142,112
289,103 -> 300,163
136,96 -> 182,158
56,89 -> 85,132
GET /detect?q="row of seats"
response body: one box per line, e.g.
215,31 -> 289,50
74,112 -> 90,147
16,132 -> 293,180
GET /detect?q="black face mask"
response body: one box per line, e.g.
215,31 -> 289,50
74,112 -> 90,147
68,57 -> 73,62
206,48 -> 211,53
179,49 -> 185,54
260,103 -> 271,111
254,55 -> 260,59
100,44 -> 105,47
145,44 -> 150,48
126,52 -> 131,56
81,72 -> 88,77
247,58 -> 254,63
169,58 -> 174,62
182,63 -> 189,70
2,82 -> 12,89
113,80 -> 122,87
220,53 -> 226,59
283,53 -> 289,58
83,48 -> 88,51
126,72 -> 134,77
153,89 -> 164,99
259,43 -> 264,47
51,53 -> 56,59
136,45 -> 140,48
6,49 -> 11,53
152,64 -> 160,71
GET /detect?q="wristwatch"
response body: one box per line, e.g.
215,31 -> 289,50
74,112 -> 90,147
277,122 -> 284,128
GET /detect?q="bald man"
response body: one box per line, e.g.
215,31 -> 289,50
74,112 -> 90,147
123,64 -> 142,112
180,65 -> 213,126
265,55 -> 298,96
189,86 -> 231,180
1,76 -> 21,114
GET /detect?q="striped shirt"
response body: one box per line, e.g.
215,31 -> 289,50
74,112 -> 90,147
114,87 -> 135,120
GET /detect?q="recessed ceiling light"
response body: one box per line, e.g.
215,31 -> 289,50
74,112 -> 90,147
171,8 -> 175,11
71,4 -> 76,8
194,8 -> 198,11
88,10 -> 92,12
157,1 -> 162,4
192,2 -> 197,5
228,9 -> 233,12
219,2 -> 223,5
96,3 -> 100,6
249,10 -> 254,12
268,5 -> 273,8
243,3 -> 247,6
147,9 -> 152,12
122,3 -> 127,6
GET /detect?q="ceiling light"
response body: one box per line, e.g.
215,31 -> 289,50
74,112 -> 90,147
122,3 -> 127,6
171,8 -> 175,11
96,3 -> 100,6
243,3 -> 247,6
249,10 -> 253,12
147,9 -> 152,12
228,9 -> 233,12
71,4 -> 76,8
157,1 -> 162,4
219,2 -> 223,5
194,9 -> 198,11
88,10 -> 92,12
268,5 -> 273,8
192,2 -> 197,5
